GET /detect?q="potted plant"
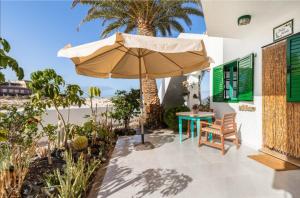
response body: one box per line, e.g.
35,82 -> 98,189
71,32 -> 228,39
182,81 -> 190,101
192,104 -> 199,114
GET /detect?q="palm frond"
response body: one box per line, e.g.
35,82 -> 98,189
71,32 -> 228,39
74,0 -> 204,37
101,19 -> 127,38
169,20 -> 184,33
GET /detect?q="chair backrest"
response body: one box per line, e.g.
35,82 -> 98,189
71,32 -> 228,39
221,113 -> 237,133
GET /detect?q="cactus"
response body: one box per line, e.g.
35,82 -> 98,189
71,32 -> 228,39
72,136 -> 88,151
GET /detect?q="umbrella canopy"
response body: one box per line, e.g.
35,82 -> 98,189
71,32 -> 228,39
58,33 -> 211,145
58,33 -> 211,79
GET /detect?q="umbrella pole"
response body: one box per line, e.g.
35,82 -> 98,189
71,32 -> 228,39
139,56 -> 145,144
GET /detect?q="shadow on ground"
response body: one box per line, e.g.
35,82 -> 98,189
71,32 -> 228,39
113,129 -> 176,159
99,166 -> 192,198
138,129 -> 176,149
273,170 -> 300,198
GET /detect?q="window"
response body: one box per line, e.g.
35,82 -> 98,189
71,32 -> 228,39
213,53 -> 254,102
287,33 -> 300,102
223,61 -> 238,101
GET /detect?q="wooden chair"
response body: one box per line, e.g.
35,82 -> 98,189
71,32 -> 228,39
198,113 -> 239,155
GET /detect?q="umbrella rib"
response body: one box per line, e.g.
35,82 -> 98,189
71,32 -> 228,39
157,52 -> 183,69
142,55 -> 148,76
115,47 -> 138,57
116,42 -> 139,57
110,49 -> 129,74
141,51 -> 155,57
188,51 -> 203,56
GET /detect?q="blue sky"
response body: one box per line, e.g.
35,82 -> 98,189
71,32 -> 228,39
1,0 -> 207,97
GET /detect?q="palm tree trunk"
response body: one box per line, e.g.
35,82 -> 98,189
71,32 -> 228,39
137,22 -> 161,128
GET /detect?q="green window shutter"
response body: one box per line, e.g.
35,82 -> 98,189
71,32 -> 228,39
287,33 -> 300,102
238,53 -> 254,101
213,65 -> 224,102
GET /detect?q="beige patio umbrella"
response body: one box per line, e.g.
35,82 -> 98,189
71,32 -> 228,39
58,33 -> 211,144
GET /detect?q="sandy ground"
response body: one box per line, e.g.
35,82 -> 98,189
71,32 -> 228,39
0,97 -> 113,108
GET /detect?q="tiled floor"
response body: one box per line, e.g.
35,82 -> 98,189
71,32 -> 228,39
89,130 -> 300,198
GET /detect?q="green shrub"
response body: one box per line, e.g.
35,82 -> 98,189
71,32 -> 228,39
45,152 -> 100,197
110,89 -> 140,130
72,136 -> 88,151
97,126 -> 110,141
164,106 -> 190,132
113,128 -> 136,136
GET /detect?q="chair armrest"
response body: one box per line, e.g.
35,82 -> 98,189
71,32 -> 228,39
201,121 -> 221,129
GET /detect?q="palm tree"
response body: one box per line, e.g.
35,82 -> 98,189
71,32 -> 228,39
73,0 -> 203,127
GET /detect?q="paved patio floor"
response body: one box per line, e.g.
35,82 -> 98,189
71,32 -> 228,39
89,129 -> 300,198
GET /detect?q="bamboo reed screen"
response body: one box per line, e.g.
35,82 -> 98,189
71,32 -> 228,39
262,40 -> 300,158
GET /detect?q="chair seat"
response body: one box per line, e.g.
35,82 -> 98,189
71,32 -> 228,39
202,127 -> 221,135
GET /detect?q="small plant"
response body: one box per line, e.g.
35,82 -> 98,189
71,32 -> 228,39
72,136 -> 88,151
88,86 -> 101,120
192,104 -> 199,114
0,144 -> 35,197
198,97 -> 211,112
164,106 -> 190,132
42,124 -> 58,165
45,152 -> 100,197
84,86 -> 101,144
182,81 -> 190,96
110,89 -> 140,131
0,103 -> 41,147
29,69 -> 85,148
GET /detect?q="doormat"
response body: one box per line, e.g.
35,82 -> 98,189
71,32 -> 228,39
248,154 -> 300,171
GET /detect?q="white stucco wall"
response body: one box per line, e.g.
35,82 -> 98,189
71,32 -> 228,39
178,34 -> 224,108
209,10 -> 300,150
159,2 -> 300,151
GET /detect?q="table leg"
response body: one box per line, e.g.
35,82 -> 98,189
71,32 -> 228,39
197,119 -> 200,139
179,117 -> 183,143
191,120 -> 194,140
208,117 -> 213,141
187,120 -> 190,138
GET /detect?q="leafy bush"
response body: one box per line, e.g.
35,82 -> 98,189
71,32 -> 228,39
113,128 -> 136,136
0,144 -> 35,197
45,152 -> 100,197
29,69 -> 85,147
199,97 -> 211,112
164,106 -> 190,132
110,89 -> 140,130
0,103 -> 41,147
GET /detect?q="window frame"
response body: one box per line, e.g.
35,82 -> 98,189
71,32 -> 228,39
223,59 -> 239,103
287,33 -> 300,102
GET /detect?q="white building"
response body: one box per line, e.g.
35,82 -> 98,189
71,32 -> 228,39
159,1 -> 300,157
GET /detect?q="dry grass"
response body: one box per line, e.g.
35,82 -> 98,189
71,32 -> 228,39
0,145 -> 35,197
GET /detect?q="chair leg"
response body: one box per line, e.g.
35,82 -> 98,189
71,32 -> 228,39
221,135 -> 225,155
187,120 -> 190,138
235,130 -> 239,148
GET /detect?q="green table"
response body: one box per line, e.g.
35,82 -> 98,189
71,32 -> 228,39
176,112 -> 214,143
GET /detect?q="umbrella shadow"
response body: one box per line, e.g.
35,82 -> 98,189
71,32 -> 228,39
99,166 -> 192,198
134,168 -> 193,198
134,129 -> 176,151
111,136 -> 135,159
